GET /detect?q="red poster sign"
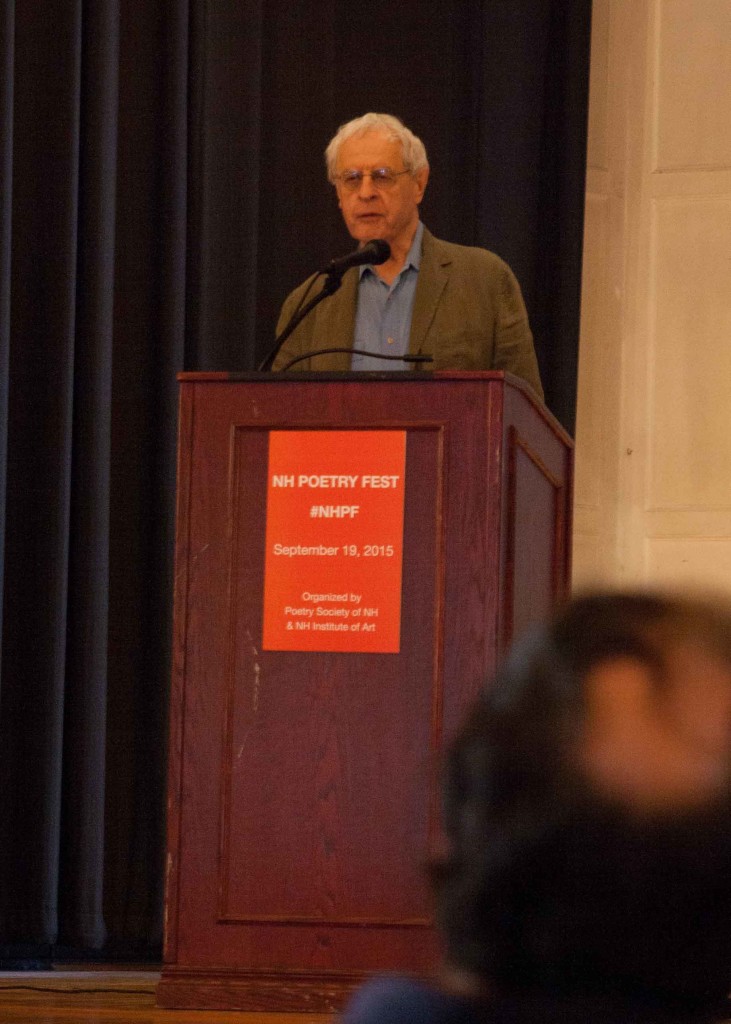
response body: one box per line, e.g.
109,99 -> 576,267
262,430 -> 406,652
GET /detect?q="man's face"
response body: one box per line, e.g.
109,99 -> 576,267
334,131 -> 429,250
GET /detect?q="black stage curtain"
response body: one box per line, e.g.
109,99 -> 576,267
0,0 -> 590,960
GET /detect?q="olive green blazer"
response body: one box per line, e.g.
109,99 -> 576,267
273,226 -> 543,401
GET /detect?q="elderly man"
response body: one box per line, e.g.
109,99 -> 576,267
344,591 -> 731,1024
272,113 -> 543,400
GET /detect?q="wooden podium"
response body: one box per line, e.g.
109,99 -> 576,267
157,371 -> 573,1012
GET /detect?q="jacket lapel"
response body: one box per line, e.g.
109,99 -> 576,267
408,228 -> 450,356
312,269 -> 359,371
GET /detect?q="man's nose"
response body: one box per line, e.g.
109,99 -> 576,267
356,172 -> 378,198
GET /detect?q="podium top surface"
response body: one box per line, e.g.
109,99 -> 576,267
175,370 -> 573,446
179,369 -> 510,384
177,369 -> 539,405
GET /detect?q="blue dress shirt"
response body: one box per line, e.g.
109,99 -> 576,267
350,221 -> 424,371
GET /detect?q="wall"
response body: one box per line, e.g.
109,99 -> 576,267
574,0 -> 731,592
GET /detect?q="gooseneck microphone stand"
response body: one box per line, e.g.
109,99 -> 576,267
257,272 -> 345,372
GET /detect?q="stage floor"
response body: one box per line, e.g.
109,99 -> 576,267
0,968 -> 334,1023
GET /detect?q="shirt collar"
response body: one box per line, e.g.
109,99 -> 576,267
359,220 -> 424,279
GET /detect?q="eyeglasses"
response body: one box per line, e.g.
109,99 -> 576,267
334,168 -> 411,192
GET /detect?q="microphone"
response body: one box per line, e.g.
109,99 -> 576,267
257,238 -> 391,372
322,238 -> 390,278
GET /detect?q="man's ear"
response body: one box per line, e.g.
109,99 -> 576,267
414,165 -> 429,204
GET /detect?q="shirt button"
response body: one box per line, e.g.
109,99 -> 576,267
387,336 -> 395,345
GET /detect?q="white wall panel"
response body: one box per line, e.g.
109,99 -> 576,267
575,0 -> 731,594
655,0 -> 731,170
646,539 -> 731,590
649,197 -> 731,508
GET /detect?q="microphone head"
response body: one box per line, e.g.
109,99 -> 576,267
364,238 -> 391,265
323,238 -> 392,277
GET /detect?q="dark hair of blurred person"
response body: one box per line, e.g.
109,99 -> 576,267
345,591 -> 731,1024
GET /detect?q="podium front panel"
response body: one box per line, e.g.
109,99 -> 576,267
158,373 -> 572,1011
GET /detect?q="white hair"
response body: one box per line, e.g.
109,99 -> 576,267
324,113 -> 429,182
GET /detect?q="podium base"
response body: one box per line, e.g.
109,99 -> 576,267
156,966 -> 363,1012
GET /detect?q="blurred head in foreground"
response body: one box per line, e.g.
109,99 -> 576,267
434,591 -> 731,1019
